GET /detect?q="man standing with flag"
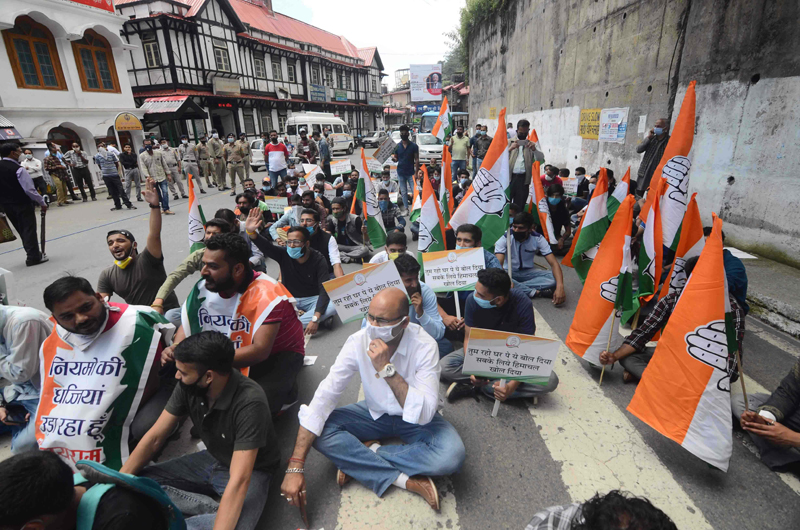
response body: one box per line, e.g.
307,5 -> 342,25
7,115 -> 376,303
432,96 -> 452,144
392,125 -> 419,214
448,125 -> 471,177
507,119 -> 544,208
356,148 -> 388,249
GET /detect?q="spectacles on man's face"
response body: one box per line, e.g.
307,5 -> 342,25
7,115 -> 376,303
286,239 -> 305,247
366,313 -> 405,326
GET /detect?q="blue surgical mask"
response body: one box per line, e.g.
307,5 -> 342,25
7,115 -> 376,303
343,190 -> 353,198
455,245 -> 465,250
306,225 -> 315,235
474,295 -> 497,309
287,246 -> 304,259
480,130 -> 487,135
548,197 -> 562,205
653,127 -> 664,135
315,192 -> 322,199
227,137 -> 234,143
379,200 -> 389,211
460,179 -> 468,187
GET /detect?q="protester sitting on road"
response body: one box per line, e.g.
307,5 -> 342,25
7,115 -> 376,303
441,268 -> 559,402
300,208 -> 344,278
98,179 -> 181,316
281,287 -> 465,511
495,212 -> 566,305
369,230 -> 415,264
313,180 -> 332,213
301,189 -> 328,222
599,257 -> 745,383
341,181 -> 362,216
165,232 -> 305,417
379,170 -> 399,193
524,490 -> 677,530
378,188 -> 406,233
0,305 -> 53,454
541,165 -> 563,191
269,193 -> 304,242
122,332 -> 279,530
326,197 -> 372,263
704,227 -> 749,314
545,183 -> 572,254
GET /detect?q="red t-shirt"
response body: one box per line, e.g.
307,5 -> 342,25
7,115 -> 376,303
264,142 -> 289,172
264,299 -> 305,356
541,175 -> 563,190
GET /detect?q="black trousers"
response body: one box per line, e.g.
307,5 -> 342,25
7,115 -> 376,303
103,175 -> 130,208
250,351 -> 304,417
31,177 -> 48,197
3,203 -> 40,263
510,173 -> 529,208
321,161 -> 332,181
72,166 -> 96,199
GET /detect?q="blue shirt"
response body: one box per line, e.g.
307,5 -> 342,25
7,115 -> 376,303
723,249 -> 749,314
361,281 -> 445,341
465,287 -> 535,335
494,233 -> 552,271
394,141 -> 419,177
318,138 -> 330,162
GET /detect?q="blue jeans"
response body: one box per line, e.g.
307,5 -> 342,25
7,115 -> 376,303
141,450 -> 271,530
437,336 -> 455,358
295,295 -> 337,326
268,168 -> 287,183
475,158 -> 483,175
451,159 -> 466,177
511,268 -> 556,297
0,398 -> 39,454
439,349 -> 559,396
397,172 -> 414,210
471,156 -> 478,177
313,401 -> 465,496
155,179 -> 170,211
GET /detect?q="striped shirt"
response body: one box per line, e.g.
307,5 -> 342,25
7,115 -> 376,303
94,152 -> 120,177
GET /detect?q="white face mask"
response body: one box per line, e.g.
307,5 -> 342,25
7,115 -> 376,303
181,139 -> 188,144
589,184 -> 596,193
25,154 -> 33,160
545,174 -> 553,181
161,144 -> 169,150
365,316 -> 408,343
212,133 -> 219,139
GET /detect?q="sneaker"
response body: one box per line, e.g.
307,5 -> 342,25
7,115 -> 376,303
200,189 -> 206,194
26,256 -> 49,266
446,382 -> 479,403
531,287 -> 555,300
126,204 -> 137,210
209,183 -> 216,188
406,476 -> 440,510
137,197 -> 144,202
163,210 -> 175,215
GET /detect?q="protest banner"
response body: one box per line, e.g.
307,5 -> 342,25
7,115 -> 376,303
323,260 -> 404,323
422,248 -> 485,293
562,177 -> 578,196
374,136 -> 397,164
330,159 -> 352,175
263,197 -> 290,215
389,191 -> 399,203
365,157 -> 383,174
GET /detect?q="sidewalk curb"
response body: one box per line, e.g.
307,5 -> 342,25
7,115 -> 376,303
748,291 -> 800,339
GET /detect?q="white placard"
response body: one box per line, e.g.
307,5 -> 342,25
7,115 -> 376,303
374,136 -> 397,164
263,197 -> 290,214
330,159 -> 352,175
599,107 -> 629,144
562,177 -> 578,196
422,248 -> 486,292
463,328 -> 560,384
323,261 -> 405,323
365,157 -> 383,174
638,115 -> 647,135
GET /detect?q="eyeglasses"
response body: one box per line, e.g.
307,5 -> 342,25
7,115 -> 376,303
286,240 -> 305,248
366,313 -> 405,326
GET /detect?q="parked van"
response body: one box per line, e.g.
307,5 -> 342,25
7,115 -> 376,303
285,112 -> 355,155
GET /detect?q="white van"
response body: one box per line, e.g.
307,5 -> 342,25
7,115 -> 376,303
285,112 -> 355,155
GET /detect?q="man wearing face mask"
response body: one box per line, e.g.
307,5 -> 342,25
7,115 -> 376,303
440,268 -> 559,402
326,197 -> 371,263
138,140 -> 174,214
300,208 -> 343,277
448,125 -> 471,178
507,119 -> 545,208
20,148 -> 48,199
391,125 -> 419,214
473,125 -> 492,173
541,165 -> 563,190
122,331 -> 279,530
265,129 -> 290,183
376,188 -> 406,233
159,138 -> 187,201
177,134 -> 206,194
38,275 -> 176,461
269,194 -> 304,244
63,141 -> 97,202
207,129 -> 226,189
237,132 -> 252,179
369,230 -> 413,264
545,184 -> 572,253
196,135 -> 216,188
294,128 -> 318,164
94,141 -> 135,211
224,133 -> 247,195
313,130 -> 332,181
281,287 -> 465,512
635,118 -> 670,197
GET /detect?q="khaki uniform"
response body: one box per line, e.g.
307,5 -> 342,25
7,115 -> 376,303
237,139 -> 252,179
178,142 -> 204,191
160,146 -> 186,197
223,141 -> 246,191
207,137 -> 226,188
196,142 -> 214,187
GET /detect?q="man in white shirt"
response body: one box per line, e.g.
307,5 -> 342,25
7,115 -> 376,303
368,231 -> 414,264
281,288 -> 465,510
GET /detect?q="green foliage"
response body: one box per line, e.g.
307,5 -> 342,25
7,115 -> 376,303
449,0 -> 509,75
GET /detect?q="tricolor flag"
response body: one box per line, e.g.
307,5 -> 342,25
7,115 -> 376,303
607,167 -> 631,221
566,195 -> 635,365
526,161 -> 557,244
439,147 -> 454,226
448,108 -> 510,251
409,172 -> 422,223
658,193 -> 705,301
187,173 -> 206,252
570,168 -> 610,282
528,128 -> 540,144
562,206 -> 586,267
627,214 -> 734,471
432,96 -> 452,142
356,148 -> 387,248
418,165 -> 447,254
638,177 -> 664,302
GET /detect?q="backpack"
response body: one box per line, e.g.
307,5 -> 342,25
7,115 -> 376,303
73,460 -> 186,530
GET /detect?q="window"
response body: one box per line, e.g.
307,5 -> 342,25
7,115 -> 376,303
311,123 -> 321,133
285,122 -> 294,135
343,124 -> 351,134
272,61 -> 282,81
333,124 -> 343,133
193,119 -> 207,136
311,68 -> 320,85
347,113 -> 353,128
287,64 -> 296,83
253,54 -> 266,78
3,16 -> 67,90
243,114 -> 255,135
261,114 -> 273,133
142,32 -> 161,68
212,39 -> 230,72
325,69 -> 333,87
338,72 -> 345,89
345,75 -> 351,90
71,30 -> 120,92
371,79 -> 377,93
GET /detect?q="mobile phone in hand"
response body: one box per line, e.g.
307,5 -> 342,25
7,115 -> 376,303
4,409 -> 28,425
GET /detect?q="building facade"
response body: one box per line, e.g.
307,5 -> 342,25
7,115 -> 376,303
116,0 -> 385,142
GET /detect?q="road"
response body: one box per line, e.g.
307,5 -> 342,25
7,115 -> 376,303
1,152 -> 798,529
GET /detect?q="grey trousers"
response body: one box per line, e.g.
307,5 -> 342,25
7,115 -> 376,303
167,166 -> 186,196
619,346 -> 655,381
123,168 -> 142,200
339,244 -> 372,261
182,162 -> 204,190
439,348 -> 559,397
732,392 -> 800,470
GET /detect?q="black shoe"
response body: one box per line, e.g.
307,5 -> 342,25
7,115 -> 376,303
209,183 -> 216,188
532,287 -> 555,299
181,194 -> 189,199
200,189 -> 206,194
137,197 -> 144,202
110,207 -> 123,211
229,191 -> 236,196
173,194 -> 179,200
26,256 -> 49,266
446,382 -> 479,403
322,316 -> 335,330
126,204 -> 137,210
82,198 -> 88,203
93,197 -> 98,201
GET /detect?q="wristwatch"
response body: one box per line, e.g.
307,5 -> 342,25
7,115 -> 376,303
378,363 -> 396,379
311,315 -> 319,323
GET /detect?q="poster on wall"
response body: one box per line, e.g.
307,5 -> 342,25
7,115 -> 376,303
579,108 -> 601,140
410,64 -> 443,102
599,107 -> 629,143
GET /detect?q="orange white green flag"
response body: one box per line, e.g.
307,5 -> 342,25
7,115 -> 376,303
566,195 -> 635,365
448,108 -> 510,251
418,165 -> 447,253
561,206 -> 586,268
409,173 -> 422,223
528,128 -> 540,144
356,148 -> 387,248
439,147 -> 454,226
606,167 -> 631,221
432,96 -> 452,142
658,193 -> 705,301
570,167 -> 610,282
526,161 -> 556,244
627,214 -> 734,471
637,177 -> 664,302
187,173 -> 206,252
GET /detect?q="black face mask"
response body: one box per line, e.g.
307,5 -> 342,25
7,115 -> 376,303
400,134 -> 409,140
457,131 -> 463,137
145,145 -> 153,152
517,131 -> 527,140
271,137 -> 278,144
239,205 -> 251,215
180,373 -> 209,398
512,230 -> 529,241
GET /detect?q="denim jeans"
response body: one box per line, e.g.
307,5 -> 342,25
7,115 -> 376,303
511,268 -> 557,297
141,450 -> 271,530
0,398 -> 39,454
451,159 -> 467,177
471,156 -> 478,177
397,172 -> 414,210
313,401 -> 465,496
475,158 -> 483,175
155,179 -> 171,211
268,168 -> 287,183
295,295 -> 337,326
439,349 -> 559,397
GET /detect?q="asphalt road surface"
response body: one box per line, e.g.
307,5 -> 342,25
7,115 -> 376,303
1,153 -> 798,529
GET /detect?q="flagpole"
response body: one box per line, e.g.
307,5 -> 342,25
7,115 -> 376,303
491,380 -> 505,417
599,310 -> 616,386
735,349 -> 749,411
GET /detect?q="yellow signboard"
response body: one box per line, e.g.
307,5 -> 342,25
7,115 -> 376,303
114,113 -> 143,131
489,107 -> 498,120
579,108 -> 601,139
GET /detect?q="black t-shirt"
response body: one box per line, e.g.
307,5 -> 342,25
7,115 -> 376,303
465,288 -> 536,335
310,230 -> 334,273
576,176 -> 589,199
83,484 -> 167,530
548,201 -> 570,239
97,248 -> 180,311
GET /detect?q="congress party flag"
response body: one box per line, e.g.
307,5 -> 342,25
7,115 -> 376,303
528,128 -> 540,145
607,167 -> 631,221
439,147 -> 454,226
432,96 -> 452,142
658,193 -> 705,301
187,173 -> 206,252
627,214 -> 734,471
570,168 -> 610,282
448,108 -> 510,251
566,195 -> 635,365
357,148 -> 387,248
526,161 -> 557,244
638,177 -> 664,302
418,165 -> 447,254
410,174 -> 422,223
561,206 -> 586,268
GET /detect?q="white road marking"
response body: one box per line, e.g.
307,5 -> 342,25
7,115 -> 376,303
746,319 -> 800,359
529,309 -> 713,529
334,387 -> 461,530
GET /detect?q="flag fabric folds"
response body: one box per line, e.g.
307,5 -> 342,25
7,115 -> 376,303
187,173 -> 206,252
410,174 -> 422,223
418,165 -> 447,254
637,177 -> 664,302
566,195 -> 635,365
356,148 -> 387,248
432,96 -> 452,142
570,168 -> 610,282
658,193 -> 705,301
607,167 -> 630,221
528,128 -> 540,145
439,147 -> 454,226
526,161 -> 556,244
448,108 -> 510,251
627,213 -> 734,471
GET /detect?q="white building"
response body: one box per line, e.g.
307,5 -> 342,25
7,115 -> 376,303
0,0 -> 143,160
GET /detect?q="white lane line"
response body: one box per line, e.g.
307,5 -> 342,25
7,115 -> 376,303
746,319 -> 800,359
335,387 -> 461,530
529,309 -> 713,529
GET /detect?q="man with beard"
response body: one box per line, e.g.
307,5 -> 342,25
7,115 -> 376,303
37,275 -> 175,468
507,119 -> 545,208
293,128 -> 318,164
299,208 -> 344,278
167,232 -> 305,417
122,332 -> 279,530
98,179 -> 180,315
265,129 -> 290,184
326,197 -> 371,263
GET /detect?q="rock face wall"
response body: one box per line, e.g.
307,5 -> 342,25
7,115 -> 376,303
468,0 -> 800,265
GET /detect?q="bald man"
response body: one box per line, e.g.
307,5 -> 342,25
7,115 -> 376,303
281,288 -> 465,511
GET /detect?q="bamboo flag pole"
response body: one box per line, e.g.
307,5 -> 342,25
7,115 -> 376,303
599,310 -> 616,386
736,349 -> 749,411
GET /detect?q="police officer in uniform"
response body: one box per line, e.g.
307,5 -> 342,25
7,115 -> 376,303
238,132 -> 252,179
223,133 -> 246,196
207,129 -> 226,190
196,136 -> 215,188
177,135 -> 206,194
159,138 -> 187,200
